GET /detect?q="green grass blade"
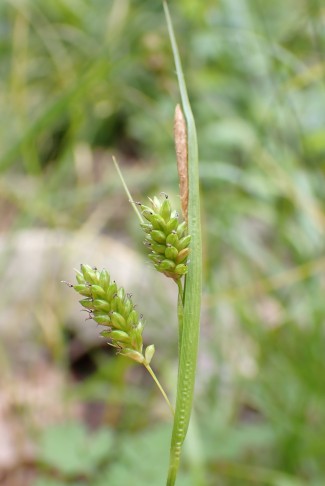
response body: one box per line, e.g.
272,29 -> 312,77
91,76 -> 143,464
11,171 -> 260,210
112,156 -> 144,224
163,2 -> 202,484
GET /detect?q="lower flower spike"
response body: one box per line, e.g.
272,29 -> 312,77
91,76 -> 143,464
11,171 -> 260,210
70,264 -> 154,364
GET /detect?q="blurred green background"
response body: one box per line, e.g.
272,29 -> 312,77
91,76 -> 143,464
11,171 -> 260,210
1,0 -> 325,485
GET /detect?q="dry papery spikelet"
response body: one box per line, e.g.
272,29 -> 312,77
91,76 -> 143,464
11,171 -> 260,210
174,104 -> 188,222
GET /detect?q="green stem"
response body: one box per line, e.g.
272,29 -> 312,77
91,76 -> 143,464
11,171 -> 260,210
164,1 -> 202,485
176,278 -> 184,355
144,363 -> 175,416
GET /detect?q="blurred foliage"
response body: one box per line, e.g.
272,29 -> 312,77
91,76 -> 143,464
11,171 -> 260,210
35,422 -> 189,486
37,421 -> 113,477
0,0 -> 325,485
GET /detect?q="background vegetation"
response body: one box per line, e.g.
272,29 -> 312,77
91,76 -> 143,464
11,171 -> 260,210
0,0 -> 325,485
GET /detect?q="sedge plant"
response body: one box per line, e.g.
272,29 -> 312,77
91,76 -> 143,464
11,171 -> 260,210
64,2 -> 201,484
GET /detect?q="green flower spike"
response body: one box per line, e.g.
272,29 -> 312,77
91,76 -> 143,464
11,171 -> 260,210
139,194 -> 191,280
72,264 -> 154,365
64,264 -> 174,415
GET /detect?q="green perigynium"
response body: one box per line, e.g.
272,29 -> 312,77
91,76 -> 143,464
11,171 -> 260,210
72,264 -> 154,365
139,194 -> 191,281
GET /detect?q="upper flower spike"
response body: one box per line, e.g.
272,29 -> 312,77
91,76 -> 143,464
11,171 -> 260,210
139,194 -> 191,280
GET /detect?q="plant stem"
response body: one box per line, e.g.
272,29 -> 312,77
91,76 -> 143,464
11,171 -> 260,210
144,363 -> 175,416
164,1 -> 202,484
176,278 -> 184,355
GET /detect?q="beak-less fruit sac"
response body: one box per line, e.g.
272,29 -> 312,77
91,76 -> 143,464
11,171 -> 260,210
139,194 -> 191,280
69,264 -> 155,365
